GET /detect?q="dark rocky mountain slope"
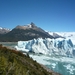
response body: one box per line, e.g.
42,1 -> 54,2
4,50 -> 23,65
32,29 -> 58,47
0,22 -> 54,42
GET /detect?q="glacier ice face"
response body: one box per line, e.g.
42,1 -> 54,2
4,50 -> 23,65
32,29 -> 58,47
15,38 -> 75,57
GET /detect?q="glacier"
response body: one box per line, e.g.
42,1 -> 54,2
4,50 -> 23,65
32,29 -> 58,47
12,32 -> 75,75
14,32 -> 75,75
15,38 -> 75,57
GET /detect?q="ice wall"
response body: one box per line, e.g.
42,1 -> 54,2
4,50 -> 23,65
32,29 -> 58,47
15,38 -> 75,57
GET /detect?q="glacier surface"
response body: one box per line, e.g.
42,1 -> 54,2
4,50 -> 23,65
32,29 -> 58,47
15,38 -> 75,57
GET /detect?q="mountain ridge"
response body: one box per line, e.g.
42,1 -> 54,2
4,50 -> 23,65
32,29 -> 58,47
0,22 -> 75,42
0,22 -> 54,42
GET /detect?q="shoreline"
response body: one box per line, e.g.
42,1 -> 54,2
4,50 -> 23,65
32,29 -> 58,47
40,64 -> 61,75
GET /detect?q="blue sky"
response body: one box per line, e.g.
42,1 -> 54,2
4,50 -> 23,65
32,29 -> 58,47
0,0 -> 75,32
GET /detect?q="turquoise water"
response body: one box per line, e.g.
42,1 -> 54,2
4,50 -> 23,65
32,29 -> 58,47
46,60 -> 75,75
30,54 -> 75,75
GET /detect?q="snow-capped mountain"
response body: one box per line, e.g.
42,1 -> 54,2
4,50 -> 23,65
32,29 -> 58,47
46,31 -> 64,38
0,23 -> 54,41
0,27 -> 10,34
15,22 -> 51,34
48,32 -> 75,45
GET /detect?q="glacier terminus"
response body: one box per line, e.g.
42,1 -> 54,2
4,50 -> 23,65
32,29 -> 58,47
15,37 -> 75,57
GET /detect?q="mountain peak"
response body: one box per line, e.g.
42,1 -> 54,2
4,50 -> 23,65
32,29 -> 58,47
0,22 -> 54,41
30,22 -> 37,28
30,22 -> 35,26
26,22 -> 37,28
15,22 -> 38,30
30,22 -> 36,27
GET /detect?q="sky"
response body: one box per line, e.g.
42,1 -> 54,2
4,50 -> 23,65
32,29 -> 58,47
0,0 -> 75,32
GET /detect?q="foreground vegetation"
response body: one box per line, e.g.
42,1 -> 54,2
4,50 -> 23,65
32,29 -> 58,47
0,44 -> 61,75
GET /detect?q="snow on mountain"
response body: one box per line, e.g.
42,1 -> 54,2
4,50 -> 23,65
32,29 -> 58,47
15,37 -> 75,57
0,27 -> 10,30
0,27 -> 2,29
56,32 -> 75,45
48,32 -> 75,38
55,32 -> 75,37
48,32 -> 75,45
46,31 -> 64,38
15,22 -> 37,29
0,27 -> 11,34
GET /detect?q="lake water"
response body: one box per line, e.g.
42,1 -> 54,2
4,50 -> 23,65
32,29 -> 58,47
29,54 -> 75,75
